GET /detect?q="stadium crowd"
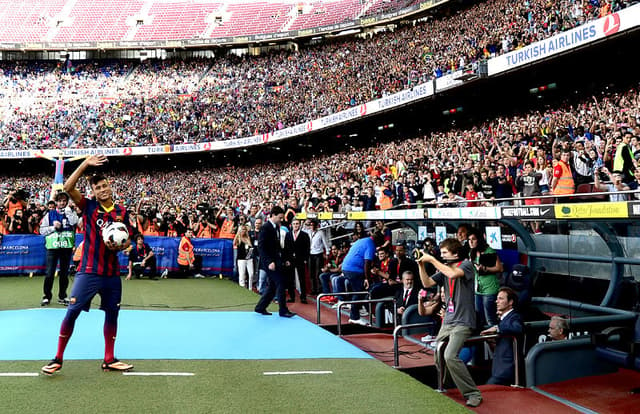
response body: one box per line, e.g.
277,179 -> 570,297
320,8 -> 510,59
0,0 -> 635,149
2,81 -> 639,236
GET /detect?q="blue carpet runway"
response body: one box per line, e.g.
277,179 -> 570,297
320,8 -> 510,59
0,309 -> 372,361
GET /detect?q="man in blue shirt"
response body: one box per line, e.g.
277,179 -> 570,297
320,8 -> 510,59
341,230 -> 384,325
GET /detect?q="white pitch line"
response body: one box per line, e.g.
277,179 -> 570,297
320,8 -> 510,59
0,373 -> 40,377
122,372 -> 195,376
263,371 -> 333,376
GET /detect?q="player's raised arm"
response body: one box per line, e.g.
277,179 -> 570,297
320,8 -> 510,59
63,154 -> 108,205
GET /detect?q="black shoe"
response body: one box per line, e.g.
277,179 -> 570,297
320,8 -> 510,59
41,297 -> 50,306
255,310 -> 272,316
286,298 -> 295,303
280,312 -> 296,318
57,298 -> 70,306
300,298 -> 308,304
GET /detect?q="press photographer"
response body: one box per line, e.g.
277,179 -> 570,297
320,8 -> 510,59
136,197 -> 162,236
160,210 -> 185,237
411,238 -> 439,275
3,188 -> 29,218
8,208 -> 31,234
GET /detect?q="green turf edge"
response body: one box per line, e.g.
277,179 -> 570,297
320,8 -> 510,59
0,359 -> 470,414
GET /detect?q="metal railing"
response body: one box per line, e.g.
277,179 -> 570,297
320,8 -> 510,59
392,321 -> 435,368
316,291 -> 371,325
435,333 -> 523,390
384,187 -> 640,210
336,297 -> 398,335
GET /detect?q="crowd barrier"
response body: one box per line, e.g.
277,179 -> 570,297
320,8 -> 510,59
0,235 -> 234,277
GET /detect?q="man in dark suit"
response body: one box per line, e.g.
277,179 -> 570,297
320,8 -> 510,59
284,218 -> 310,304
481,287 -> 523,385
388,244 -> 420,288
394,270 -> 419,318
254,206 -> 295,318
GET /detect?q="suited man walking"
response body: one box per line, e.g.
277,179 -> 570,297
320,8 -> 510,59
254,206 -> 296,318
481,287 -> 523,385
284,218 -> 310,304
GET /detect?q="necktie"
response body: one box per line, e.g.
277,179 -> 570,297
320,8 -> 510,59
403,289 -> 409,304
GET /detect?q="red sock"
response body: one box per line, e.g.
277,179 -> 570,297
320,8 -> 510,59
104,322 -> 117,362
55,319 -> 74,361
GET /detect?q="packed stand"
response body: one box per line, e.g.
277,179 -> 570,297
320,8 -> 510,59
2,83 -> 639,237
0,0 -> 635,149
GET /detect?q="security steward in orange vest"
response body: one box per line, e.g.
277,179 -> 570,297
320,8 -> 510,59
217,206 -> 237,239
177,228 -> 204,278
196,215 -> 215,238
552,149 -> 575,198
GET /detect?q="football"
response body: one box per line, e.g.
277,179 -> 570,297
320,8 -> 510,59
102,222 -> 129,250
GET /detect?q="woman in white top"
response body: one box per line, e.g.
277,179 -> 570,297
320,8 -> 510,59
535,157 -> 552,195
233,224 -> 255,289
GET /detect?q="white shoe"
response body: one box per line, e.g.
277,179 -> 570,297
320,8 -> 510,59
348,318 -> 368,326
332,301 -> 350,310
359,308 -> 369,316
160,269 -> 169,279
421,335 -> 436,343
194,273 -> 205,278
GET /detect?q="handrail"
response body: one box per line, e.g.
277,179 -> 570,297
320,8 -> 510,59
435,333 -> 522,390
392,321 -> 435,368
527,251 -> 640,266
390,188 -> 640,210
336,297 -> 397,335
316,291 -> 371,325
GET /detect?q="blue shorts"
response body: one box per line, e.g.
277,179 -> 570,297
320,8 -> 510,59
69,272 -> 122,312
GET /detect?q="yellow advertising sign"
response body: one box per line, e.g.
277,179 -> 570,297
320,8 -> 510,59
348,211 -> 367,220
554,202 -> 628,219
318,212 -> 333,220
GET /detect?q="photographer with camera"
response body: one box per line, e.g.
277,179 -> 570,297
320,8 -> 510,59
8,208 -> 31,234
3,188 -> 28,218
40,192 -> 78,306
29,207 -> 42,234
160,210 -> 184,237
594,166 -> 630,202
195,213 -> 216,238
136,197 -> 161,236
417,237 -> 482,407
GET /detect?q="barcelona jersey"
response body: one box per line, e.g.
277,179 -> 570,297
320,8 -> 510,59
77,197 -> 132,277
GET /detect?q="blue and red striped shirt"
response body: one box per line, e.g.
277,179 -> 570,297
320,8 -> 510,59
77,197 -> 132,277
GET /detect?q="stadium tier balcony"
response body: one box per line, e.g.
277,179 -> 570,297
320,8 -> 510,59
53,0 -> 146,42
132,2 -> 223,41
0,0 -> 66,42
288,0 -> 365,30
207,2 -> 294,37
